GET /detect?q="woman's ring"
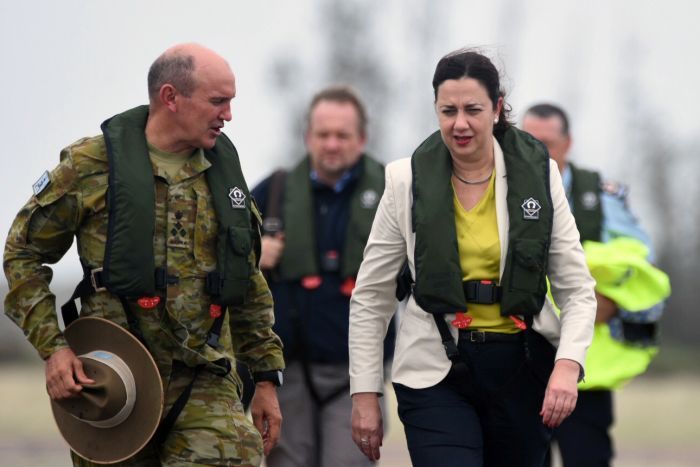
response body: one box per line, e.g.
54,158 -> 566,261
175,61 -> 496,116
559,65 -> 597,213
360,438 -> 369,445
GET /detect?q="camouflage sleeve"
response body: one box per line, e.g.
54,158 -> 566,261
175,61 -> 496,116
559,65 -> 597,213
227,202 -> 284,372
3,153 -> 82,360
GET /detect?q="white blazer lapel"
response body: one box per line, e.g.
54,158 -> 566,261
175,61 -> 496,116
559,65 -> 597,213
493,137 -> 509,279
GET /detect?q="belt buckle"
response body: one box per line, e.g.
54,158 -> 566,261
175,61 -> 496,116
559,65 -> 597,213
470,330 -> 486,343
90,267 -> 107,292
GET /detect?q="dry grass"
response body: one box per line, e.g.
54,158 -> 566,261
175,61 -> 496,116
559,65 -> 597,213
2,364 -> 697,467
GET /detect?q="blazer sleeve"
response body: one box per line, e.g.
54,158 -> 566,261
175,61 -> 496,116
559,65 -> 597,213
349,161 -> 408,395
547,160 -> 597,369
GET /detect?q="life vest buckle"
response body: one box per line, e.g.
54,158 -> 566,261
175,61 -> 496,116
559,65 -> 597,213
463,280 -> 502,304
90,267 -> 107,293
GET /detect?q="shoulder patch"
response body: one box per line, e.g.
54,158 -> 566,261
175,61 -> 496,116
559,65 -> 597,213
32,171 -> 51,195
600,180 -> 628,199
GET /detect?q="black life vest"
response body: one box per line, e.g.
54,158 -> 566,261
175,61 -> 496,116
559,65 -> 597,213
100,105 -> 257,306
277,156 -> 385,281
411,127 -> 553,317
568,163 -> 603,243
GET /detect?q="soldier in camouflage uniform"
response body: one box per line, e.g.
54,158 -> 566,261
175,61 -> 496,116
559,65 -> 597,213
3,43 -> 284,466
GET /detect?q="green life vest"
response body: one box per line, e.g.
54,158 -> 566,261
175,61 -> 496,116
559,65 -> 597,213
278,156 -> 384,280
568,163 -> 603,242
412,127 -> 553,316
100,105 -> 255,306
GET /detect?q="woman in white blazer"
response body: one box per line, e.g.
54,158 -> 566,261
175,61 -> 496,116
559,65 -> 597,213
348,49 -> 596,467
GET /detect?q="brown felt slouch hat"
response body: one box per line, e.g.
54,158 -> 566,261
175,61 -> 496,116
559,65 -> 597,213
51,317 -> 163,464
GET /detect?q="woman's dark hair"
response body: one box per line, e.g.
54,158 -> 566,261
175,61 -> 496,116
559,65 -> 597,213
432,48 -> 512,136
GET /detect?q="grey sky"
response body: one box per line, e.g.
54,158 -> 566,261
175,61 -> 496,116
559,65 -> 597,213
1,0 -> 698,289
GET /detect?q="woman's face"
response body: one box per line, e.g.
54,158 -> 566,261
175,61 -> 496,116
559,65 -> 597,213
435,77 -> 502,162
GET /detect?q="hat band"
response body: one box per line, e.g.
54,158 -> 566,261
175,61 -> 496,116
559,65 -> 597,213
78,351 -> 137,429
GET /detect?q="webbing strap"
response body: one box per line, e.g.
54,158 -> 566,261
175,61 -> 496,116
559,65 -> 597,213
206,311 -> 227,349
432,314 -> 470,380
60,277 -> 93,327
152,364 -> 204,446
291,289 -> 348,407
61,265 -> 169,329
263,169 -> 287,235
119,297 -> 149,349
61,265 -> 231,446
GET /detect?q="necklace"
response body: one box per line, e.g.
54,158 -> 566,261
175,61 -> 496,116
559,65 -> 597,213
452,168 -> 493,185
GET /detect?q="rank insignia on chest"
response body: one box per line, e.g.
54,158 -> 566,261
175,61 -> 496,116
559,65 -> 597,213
228,187 -> 246,209
521,197 -> 541,220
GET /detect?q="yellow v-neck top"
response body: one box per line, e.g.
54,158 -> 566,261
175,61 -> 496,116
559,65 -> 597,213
453,171 -> 518,333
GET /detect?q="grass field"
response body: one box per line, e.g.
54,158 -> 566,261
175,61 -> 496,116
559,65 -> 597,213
1,364 -> 697,467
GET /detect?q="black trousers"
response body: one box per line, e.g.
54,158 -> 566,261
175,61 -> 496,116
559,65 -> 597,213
393,331 -> 555,467
548,390 -> 614,467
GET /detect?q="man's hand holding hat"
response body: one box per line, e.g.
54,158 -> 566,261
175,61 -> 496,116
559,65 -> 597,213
45,347 -> 95,400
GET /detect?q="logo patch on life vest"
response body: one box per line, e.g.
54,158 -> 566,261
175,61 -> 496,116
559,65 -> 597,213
521,197 -> 541,220
581,191 -> 599,210
360,189 -> 379,209
228,187 -> 246,209
32,171 -> 51,196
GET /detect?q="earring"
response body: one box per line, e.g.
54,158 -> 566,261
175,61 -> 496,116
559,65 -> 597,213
494,117 -> 499,123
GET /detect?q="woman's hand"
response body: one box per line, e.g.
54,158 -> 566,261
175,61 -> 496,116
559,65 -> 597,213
351,392 -> 383,461
540,358 -> 580,428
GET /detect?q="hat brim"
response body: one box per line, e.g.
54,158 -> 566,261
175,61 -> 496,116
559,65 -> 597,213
51,317 -> 163,464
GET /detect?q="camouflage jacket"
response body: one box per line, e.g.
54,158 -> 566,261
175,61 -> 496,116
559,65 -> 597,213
4,134 -> 284,386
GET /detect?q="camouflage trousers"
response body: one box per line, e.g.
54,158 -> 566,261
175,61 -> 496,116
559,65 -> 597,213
71,363 -> 263,466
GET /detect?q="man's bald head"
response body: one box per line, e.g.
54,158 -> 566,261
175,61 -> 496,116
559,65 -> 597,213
147,43 -> 232,103
144,43 -> 236,152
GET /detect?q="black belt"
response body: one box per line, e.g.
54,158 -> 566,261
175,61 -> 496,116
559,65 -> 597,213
459,330 -> 523,343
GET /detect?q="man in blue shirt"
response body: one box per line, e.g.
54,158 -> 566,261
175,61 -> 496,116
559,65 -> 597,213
523,103 -> 666,467
252,86 -> 394,467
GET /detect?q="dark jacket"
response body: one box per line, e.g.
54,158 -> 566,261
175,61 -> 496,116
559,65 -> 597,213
252,158 -> 395,364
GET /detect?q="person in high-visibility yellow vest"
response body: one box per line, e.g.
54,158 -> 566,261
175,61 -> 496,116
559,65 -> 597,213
523,104 -> 670,467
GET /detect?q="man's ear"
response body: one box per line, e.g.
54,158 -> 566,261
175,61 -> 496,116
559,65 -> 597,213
159,84 -> 178,112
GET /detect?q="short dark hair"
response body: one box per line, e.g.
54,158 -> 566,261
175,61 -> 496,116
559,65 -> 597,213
147,53 -> 196,101
432,48 -> 512,136
307,85 -> 368,136
524,103 -> 570,136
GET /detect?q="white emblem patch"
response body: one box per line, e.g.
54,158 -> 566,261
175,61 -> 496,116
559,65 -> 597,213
581,191 -> 599,210
521,197 -> 542,220
360,189 -> 379,209
228,187 -> 246,209
32,171 -> 51,196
